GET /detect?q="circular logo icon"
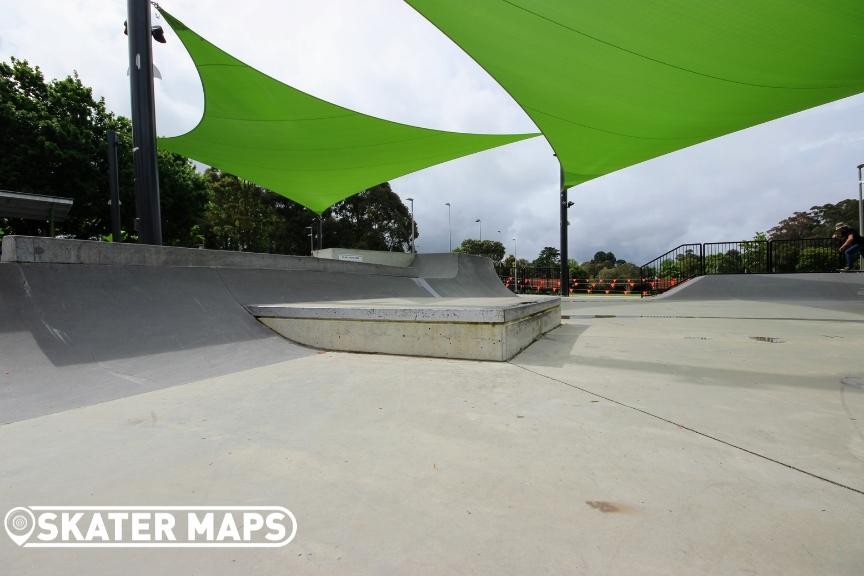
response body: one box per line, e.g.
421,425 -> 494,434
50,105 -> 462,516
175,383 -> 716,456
4,507 -> 35,546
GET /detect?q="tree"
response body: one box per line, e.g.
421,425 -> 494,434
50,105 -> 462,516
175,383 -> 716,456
739,233 -> 768,273
202,169 -> 282,252
597,262 -> 640,280
568,258 -> 588,279
326,183 -> 415,251
201,173 -> 415,255
533,246 -> 560,267
454,239 -> 505,262
501,255 -> 530,268
767,211 -> 820,240
0,57 -> 208,245
0,57 -> 117,238
808,200 -> 859,237
591,251 -> 617,266
796,247 -> 841,272
767,200 -> 859,241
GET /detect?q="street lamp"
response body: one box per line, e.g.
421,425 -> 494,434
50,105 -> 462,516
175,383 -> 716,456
406,197 -> 415,253
857,163 -> 863,269
858,162 -> 863,237
513,237 -> 518,295
444,202 -> 452,252
475,218 -> 482,241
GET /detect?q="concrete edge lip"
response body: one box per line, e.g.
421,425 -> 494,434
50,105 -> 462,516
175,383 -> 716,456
0,235 -> 413,277
248,297 -> 560,324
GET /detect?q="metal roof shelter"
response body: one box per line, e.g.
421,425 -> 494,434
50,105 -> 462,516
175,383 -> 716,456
0,190 -> 73,236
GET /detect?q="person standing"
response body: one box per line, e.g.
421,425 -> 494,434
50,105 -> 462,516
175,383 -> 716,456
834,222 -> 864,271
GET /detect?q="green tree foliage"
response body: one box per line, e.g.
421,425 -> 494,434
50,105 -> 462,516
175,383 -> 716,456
767,200 -> 859,240
0,58 -> 208,245
501,254 -> 530,269
795,247 -> 841,272
568,258 -> 588,279
0,57 -> 117,238
656,249 -> 701,279
591,251 -> 617,266
808,200 -> 859,237
767,211 -> 820,240
326,183 -> 415,251
597,262 -> 640,280
454,239 -> 505,262
704,251 -> 743,274
532,246 -> 560,267
202,173 -> 414,254
203,169 -> 284,252
739,233 -> 768,273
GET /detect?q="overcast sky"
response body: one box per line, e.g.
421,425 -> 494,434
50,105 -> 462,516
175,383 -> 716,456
2,0 -> 862,264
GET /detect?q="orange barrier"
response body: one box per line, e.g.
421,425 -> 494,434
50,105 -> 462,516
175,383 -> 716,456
502,276 -> 647,296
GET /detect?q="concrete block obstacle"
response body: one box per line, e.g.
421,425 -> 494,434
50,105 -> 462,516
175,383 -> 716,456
252,297 -> 560,361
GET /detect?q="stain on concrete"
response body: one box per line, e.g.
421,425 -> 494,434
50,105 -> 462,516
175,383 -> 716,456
750,336 -> 785,343
585,501 -> 629,513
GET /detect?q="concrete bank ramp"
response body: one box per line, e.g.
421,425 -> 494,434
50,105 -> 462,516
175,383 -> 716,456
659,273 -> 864,308
0,237 -> 537,423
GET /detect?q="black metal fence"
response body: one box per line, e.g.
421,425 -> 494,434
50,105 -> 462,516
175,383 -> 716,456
492,238 -> 844,297
640,237 -> 843,296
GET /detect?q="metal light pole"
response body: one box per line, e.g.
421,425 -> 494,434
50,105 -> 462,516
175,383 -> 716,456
858,163 -> 863,237
406,197 -> 415,253
318,216 -> 324,251
559,160 -> 572,297
305,226 -> 313,255
106,129 -> 122,242
858,163 -> 863,269
127,0 -> 162,245
445,202 -> 452,252
513,237 -> 518,294
475,218 -> 482,241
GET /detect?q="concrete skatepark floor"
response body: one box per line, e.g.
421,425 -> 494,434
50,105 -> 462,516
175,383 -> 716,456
1,242 -> 862,574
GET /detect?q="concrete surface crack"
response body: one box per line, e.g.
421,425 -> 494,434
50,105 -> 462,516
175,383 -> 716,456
508,361 -> 864,497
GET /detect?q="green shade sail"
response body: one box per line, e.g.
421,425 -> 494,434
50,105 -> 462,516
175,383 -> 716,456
156,9 -> 538,213
406,0 -> 864,188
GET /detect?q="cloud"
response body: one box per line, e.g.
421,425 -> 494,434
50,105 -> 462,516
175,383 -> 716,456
2,0 -> 862,265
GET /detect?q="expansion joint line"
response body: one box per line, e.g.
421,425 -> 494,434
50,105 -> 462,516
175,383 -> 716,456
507,361 -> 864,497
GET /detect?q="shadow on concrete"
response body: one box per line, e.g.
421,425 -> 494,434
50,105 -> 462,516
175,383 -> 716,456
515,322 -> 849,391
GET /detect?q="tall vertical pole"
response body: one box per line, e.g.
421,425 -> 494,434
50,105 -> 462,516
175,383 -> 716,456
107,129 -> 122,242
513,237 -> 518,294
857,163 -> 863,237
445,202 -> 452,252
559,162 -> 569,297
407,198 -> 415,253
857,163 -> 863,269
318,216 -> 323,250
128,0 -> 162,245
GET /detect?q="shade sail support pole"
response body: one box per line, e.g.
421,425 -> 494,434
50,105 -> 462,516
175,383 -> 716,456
128,0 -> 162,245
559,163 -> 569,297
